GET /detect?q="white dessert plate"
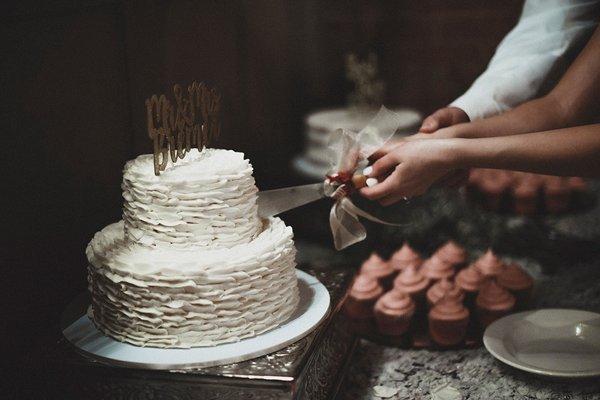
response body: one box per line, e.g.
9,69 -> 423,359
483,309 -> 600,378
62,269 -> 330,370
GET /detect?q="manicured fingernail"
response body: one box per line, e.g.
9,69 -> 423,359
366,178 -> 378,187
363,166 -> 373,176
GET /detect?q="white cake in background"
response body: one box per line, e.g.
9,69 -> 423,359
294,107 -> 422,179
86,148 -> 299,348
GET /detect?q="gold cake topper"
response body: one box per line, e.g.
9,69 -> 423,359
145,81 -> 222,175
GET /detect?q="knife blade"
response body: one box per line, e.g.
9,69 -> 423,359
257,182 -> 326,218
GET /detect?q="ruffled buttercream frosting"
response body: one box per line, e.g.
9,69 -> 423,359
86,149 -> 299,348
122,148 -> 262,249
87,218 -> 298,348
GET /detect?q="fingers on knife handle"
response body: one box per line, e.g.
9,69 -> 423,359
352,174 -> 367,189
351,174 -> 379,189
366,178 -> 379,187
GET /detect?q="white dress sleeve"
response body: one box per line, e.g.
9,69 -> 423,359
451,0 -> 599,121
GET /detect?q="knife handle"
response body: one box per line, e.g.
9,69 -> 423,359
352,174 -> 368,189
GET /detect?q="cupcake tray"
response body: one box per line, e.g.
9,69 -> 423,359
343,244 -> 536,350
464,178 -> 596,217
23,266 -> 358,400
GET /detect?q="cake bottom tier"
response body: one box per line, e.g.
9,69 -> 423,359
86,218 -> 299,348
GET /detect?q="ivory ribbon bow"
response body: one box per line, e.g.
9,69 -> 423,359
324,106 -> 407,250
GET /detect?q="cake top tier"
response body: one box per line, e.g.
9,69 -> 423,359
125,148 -> 250,181
122,148 -> 262,249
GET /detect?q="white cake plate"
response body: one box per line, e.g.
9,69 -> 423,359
62,269 -> 330,370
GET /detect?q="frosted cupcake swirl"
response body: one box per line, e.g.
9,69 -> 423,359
476,279 -> 516,312
360,253 -> 394,279
349,275 -> 384,300
393,264 -> 429,296
375,290 -> 415,317
455,265 -> 485,293
475,249 -> 506,277
421,255 -> 454,281
497,263 -> 533,291
429,295 -> 469,321
427,278 -> 464,306
434,241 -> 467,267
390,243 -> 423,271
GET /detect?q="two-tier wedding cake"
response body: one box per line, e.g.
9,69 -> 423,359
86,148 -> 299,348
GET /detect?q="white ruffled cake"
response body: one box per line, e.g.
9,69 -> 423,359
86,148 -> 299,348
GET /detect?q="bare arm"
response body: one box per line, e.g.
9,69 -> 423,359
361,123 -> 600,203
451,124 -> 600,176
358,27 -> 600,202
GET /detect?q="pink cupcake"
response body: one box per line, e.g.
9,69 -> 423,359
497,263 -> 534,308
455,264 -> 485,306
479,170 -> 511,210
343,275 -> 384,319
374,289 -> 416,336
568,176 -> 587,192
393,264 -> 430,304
510,171 -> 526,185
434,241 -> 468,269
426,278 -> 464,308
568,177 -> 587,205
359,252 -> 396,290
544,176 -> 570,213
513,178 -> 540,215
389,242 -> 423,272
468,169 -> 483,186
475,249 -> 506,278
421,255 -> 455,282
476,279 -> 516,328
428,294 -> 470,347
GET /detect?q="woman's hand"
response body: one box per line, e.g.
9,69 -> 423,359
419,107 -> 470,133
360,139 -> 458,205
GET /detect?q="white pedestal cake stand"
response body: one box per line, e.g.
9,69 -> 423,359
62,269 -> 330,370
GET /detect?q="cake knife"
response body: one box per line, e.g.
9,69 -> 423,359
257,173 -> 374,218
257,183 -> 326,218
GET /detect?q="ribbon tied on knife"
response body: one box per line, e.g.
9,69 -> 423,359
324,106 -> 407,250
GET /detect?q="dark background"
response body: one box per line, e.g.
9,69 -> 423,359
3,0 -> 522,377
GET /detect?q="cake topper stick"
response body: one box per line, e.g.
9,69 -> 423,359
145,81 -> 221,175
